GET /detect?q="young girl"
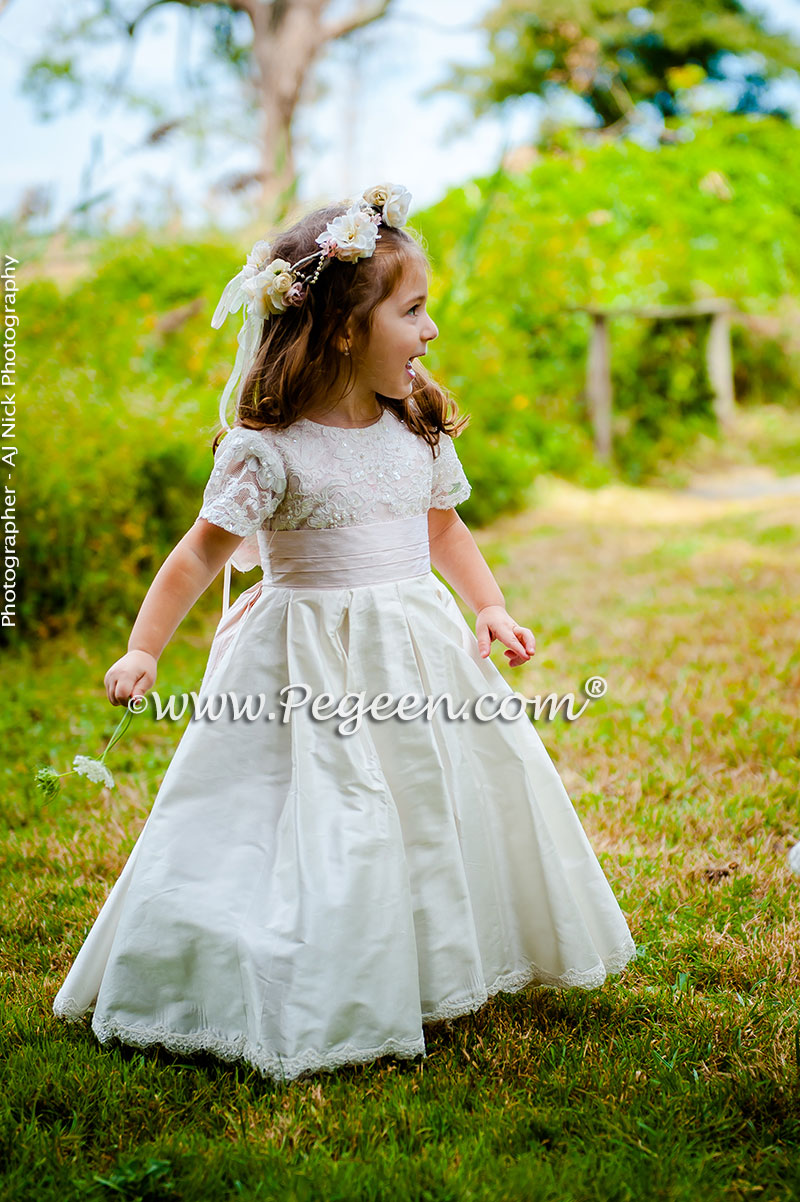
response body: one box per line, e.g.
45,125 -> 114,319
53,182 -> 637,1082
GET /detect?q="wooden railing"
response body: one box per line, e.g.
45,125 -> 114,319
568,299 -> 740,460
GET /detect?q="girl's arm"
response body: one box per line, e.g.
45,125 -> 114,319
427,508 -> 536,667
104,519 -> 244,706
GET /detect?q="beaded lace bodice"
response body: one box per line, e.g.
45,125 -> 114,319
197,407 -> 472,572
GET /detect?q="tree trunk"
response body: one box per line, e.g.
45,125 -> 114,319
117,0 -> 394,221
250,0 -> 327,222
246,0 -> 394,222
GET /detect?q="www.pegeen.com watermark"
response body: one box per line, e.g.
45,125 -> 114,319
125,677 -> 609,737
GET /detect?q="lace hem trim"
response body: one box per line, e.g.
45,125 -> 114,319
53,937 -> 637,1078
420,935 -> 638,1021
89,1017 -> 426,1082
53,996 -> 88,1022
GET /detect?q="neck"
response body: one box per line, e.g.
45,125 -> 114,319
305,380 -> 383,426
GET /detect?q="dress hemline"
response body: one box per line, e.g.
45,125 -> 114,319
52,935 -> 637,1083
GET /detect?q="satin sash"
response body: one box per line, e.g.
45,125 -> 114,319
265,512 -> 431,589
222,513 -> 431,615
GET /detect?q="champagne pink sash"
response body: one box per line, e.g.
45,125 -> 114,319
213,514 -> 432,672
264,512 -> 431,589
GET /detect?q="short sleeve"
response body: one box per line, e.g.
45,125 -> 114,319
429,432 -> 471,509
198,426 -> 286,554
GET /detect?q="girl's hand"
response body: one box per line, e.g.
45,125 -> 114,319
104,651 -> 157,706
475,605 -> 536,667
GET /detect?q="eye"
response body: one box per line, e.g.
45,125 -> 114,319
407,304 -> 420,316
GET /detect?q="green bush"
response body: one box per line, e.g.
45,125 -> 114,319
731,322 -> 800,406
610,317 -> 719,484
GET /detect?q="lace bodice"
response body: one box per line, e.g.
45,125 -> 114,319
197,407 -> 472,572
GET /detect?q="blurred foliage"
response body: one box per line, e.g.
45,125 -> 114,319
430,0 -> 800,129
610,316 -> 718,484
10,112 -> 800,645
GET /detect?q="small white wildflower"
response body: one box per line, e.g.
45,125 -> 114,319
72,755 -> 115,790
788,842 -> 800,875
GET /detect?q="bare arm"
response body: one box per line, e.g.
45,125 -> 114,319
104,519 -> 244,705
427,508 -> 536,666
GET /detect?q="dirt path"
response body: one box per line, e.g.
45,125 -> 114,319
677,465 -> 800,500
465,459 -> 799,869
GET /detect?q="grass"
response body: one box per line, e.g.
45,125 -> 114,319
2,412 -> 800,1200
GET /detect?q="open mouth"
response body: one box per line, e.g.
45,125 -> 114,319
405,357 -> 416,379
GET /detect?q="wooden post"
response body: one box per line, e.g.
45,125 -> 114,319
706,310 -> 736,430
570,298 -> 744,459
587,312 -> 613,460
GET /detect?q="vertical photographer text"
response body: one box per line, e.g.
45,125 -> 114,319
2,254 -> 18,628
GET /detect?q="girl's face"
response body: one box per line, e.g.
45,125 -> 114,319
352,257 -> 439,398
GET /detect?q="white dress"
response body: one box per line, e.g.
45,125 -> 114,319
53,406 -> 637,1081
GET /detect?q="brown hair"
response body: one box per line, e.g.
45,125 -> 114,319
211,203 -> 469,458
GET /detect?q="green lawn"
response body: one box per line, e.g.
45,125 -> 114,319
2,432 -> 799,1201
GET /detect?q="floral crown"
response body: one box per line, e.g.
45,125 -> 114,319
211,181 -> 413,432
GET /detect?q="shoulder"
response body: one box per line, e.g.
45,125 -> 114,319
430,429 -> 461,459
386,407 -> 461,454
213,426 -> 287,486
217,424 -> 284,461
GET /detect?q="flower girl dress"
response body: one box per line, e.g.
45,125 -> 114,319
53,407 -> 637,1081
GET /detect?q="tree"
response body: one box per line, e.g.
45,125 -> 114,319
427,0 -> 800,141
16,0 -> 396,223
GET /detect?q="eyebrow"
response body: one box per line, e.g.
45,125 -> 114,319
404,294 -> 427,304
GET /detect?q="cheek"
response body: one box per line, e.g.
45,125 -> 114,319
371,332 -> 400,364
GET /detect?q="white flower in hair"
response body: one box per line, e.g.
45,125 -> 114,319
361,182 -> 411,228
383,185 -> 412,228
362,183 -> 393,208
242,258 -> 295,316
245,239 -> 272,274
211,240 -> 273,329
317,201 -> 381,263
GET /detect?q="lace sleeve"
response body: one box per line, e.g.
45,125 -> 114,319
430,432 -> 471,509
198,426 -> 287,539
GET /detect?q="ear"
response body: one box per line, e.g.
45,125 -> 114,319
334,324 -> 352,356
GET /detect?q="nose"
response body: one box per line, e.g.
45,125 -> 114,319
424,315 -> 438,343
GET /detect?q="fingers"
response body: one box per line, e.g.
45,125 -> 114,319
103,666 -> 120,707
104,660 -> 155,706
476,617 -> 536,663
502,624 -> 535,662
107,673 -> 130,707
512,627 -> 536,659
507,632 -> 528,658
130,669 -> 152,702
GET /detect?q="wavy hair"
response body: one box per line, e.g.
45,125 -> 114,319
211,203 -> 469,457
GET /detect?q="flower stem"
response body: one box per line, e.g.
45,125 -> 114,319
98,706 -> 136,764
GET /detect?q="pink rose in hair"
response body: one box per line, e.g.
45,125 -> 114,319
285,281 -> 308,307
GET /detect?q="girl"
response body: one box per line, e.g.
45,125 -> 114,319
53,182 -> 637,1081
